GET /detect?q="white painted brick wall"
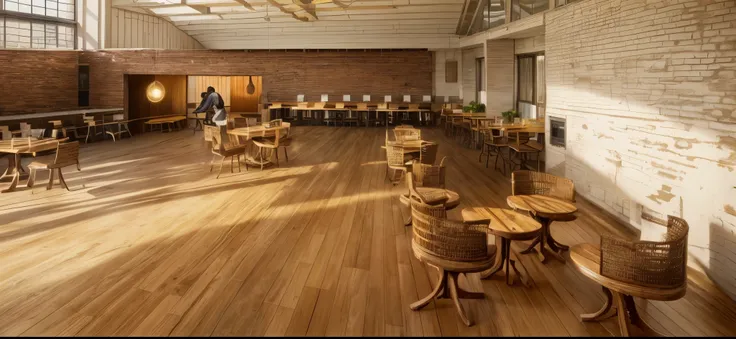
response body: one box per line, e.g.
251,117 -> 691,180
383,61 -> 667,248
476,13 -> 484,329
545,0 -> 736,299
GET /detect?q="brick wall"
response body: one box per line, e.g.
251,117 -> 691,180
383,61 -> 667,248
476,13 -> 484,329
78,50 -> 433,109
0,50 -> 79,116
545,0 -> 736,298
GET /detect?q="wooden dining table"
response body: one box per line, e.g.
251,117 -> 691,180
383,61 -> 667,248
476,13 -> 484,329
0,138 -> 68,193
228,124 -> 290,168
462,207 -> 542,287
507,194 -> 578,262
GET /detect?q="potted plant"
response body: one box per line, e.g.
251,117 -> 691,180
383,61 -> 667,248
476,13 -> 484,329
501,109 -> 518,123
462,101 -> 486,114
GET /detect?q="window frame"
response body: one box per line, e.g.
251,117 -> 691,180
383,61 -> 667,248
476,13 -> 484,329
475,56 -> 485,103
0,0 -> 76,50
516,53 -> 538,107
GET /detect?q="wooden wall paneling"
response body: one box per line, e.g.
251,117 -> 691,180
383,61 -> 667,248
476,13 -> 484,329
127,74 -> 155,134
445,60 -> 458,83
230,76 -> 262,113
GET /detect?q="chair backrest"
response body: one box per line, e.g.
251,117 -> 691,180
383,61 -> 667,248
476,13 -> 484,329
211,126 -> 226,153
113,114 -> 125,122
280,122 -> 291,139
600,215 -> 688,289
271,103 -> 282,109
49,120 -> 63,128
377,103 -> 388,109
30,129 -> 45,138
412,156 -> 446,188
52,141 -> 80,169
20,122 -> 31,130
389,103 -> 400,110
385,144 -> 405,167
419,143 -> 439,165
313,102 -> 326,109
409,197 -> 490,262
336,102 -> 345,109
245,118 -> 258,127
1,130 -> 10,140
511,170 -> 575,202
406,174 -> 447,218
357,103 -> 368,110
0,126 -> 8,132
394,128 -> 421,142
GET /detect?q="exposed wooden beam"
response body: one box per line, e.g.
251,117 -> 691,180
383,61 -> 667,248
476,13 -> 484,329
233,0 -> 255,11
465,0 -> 484,35
292,0 -> 318,21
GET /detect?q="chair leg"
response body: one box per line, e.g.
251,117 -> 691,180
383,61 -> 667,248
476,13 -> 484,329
210,154 -> 216,172
217,157 -> 225,179
27,168 -> 37,188
230,156 -> 234,173
46,168 -> 55,190
284,147 -> 288,162
448,272 -> 472,326
275,148 -> 280,167
58,169 -> 69,191
237,154 -> 242,172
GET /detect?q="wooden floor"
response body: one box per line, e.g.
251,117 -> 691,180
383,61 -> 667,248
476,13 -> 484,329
1,126 -> 735,336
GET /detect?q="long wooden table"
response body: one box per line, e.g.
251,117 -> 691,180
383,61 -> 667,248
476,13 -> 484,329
145,116 -> 187,133
0,108 -> 123,122
0,137 -> 68,193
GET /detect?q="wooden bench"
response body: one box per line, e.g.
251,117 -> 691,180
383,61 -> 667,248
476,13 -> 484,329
144,116 -> 187,133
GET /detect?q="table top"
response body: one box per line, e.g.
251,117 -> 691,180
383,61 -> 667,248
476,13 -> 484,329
461,207 -> 541,240
507,195 -> 577,218
0,108 -> 123,122
375,109 -> 430,112
0,137 -> 68,154
145,116 -> 187,124
228,124 -> 290,138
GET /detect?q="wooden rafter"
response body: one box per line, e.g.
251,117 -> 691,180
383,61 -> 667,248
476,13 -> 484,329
266,0 -> 312,22
292,0 -> 318,21
233,0 -> 255,11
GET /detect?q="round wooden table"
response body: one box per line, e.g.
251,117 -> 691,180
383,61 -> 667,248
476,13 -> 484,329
462,207 -> 541,287
506,194 -> 577,263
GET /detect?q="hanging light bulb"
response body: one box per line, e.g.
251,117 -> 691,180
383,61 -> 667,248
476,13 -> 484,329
246,75 -> 255,95
146,80 -> 166,103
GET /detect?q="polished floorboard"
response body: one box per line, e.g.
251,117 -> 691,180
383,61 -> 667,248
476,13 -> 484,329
0,126 -> 735,336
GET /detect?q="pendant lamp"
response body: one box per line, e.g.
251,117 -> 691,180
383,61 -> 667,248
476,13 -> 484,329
147,80 -> 166,103
246,76 -> 255,95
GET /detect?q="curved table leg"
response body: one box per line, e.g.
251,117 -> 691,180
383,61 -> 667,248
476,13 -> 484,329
481,236 -> 507,279
581,287 -> 617,321
1,154 -> 21,193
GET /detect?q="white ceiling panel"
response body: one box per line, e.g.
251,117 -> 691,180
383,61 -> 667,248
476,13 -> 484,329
112,0 -> 466,49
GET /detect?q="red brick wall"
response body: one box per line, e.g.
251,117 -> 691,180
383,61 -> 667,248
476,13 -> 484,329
0,50 -> 79,116
78,50 -> 434,109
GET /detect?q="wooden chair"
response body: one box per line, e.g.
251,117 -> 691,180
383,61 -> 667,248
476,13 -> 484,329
48,120 -> 67,138
0,126 -> 11,140
508,132 -> 540,172
252,127 -> 283,170
355,103 -> 370,126
209,126 -> 247,178
27,141 -> 80,191
408,193 -> 496,326
13,122 -> 32,138
277,122 -> 292,163
105,114 -> 132,142
570,215 -> 689,337
479,129 -> 509,174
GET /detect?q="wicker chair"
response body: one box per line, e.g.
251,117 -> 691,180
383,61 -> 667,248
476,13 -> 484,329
418,143 -> 438,165
385,144 -> 407,185
412,156 -> 447,188
570,215 -> 689,337
512,170 -> 577,258
277,121 -> 292,163
394,127 -> 421,142
210,126 -> 247,178
400,166 -> 459,226
27,141 -> 80,191
409,197 -> 496,327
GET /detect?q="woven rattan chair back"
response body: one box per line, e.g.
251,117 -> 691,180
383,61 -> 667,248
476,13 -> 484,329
412,157 -> 446,189
394,128 -> 421,142
511,170 -> 576,202
386,144 -> 406,168
419,143 -> 438,165
599,215 -> 688,288
51,141 -> 80,169
410,199 -> 489,262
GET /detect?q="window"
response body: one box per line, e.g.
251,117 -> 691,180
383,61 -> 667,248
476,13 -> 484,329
511,0 -> 549,22
475,57 -> 485,103
467,0 -> 506,35
556,0 -> 581,7
517,53 -> 545,119
1,0 -> 75,49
